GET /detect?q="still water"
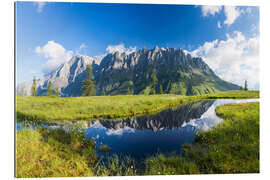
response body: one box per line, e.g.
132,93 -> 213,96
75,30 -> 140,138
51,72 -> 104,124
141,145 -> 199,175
17,99 -> 259,159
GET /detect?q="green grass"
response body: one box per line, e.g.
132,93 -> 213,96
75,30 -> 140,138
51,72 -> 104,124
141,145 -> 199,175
144,102 -> 259,174
205,90 -> 259,99
16,128 -> 96,177
16,90 -> 259,122
16,128 -> 137,177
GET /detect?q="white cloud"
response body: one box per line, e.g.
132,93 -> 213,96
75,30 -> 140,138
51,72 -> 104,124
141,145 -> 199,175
79,43 -> 86,50
217,21 -> 221,29
35,41 -> 73,73
201,5 -> 242,26
201,5 -> 222,17
75,43 -> 87,54
35,2 -> 46,13
106,43 -> 136,55
191,31 -> 259,89
224,6 -> 242,26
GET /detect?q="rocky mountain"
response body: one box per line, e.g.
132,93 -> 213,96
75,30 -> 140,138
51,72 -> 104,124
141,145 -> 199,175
17,46 -> 240,96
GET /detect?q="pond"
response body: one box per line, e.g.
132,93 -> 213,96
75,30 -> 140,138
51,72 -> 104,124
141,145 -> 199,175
16,98 -> 259,160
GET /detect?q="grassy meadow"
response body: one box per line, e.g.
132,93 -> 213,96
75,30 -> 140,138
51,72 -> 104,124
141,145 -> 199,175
16,90 -> 259,122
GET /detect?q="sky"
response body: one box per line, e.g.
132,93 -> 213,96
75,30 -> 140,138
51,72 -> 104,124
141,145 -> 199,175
16,2 -> 260,89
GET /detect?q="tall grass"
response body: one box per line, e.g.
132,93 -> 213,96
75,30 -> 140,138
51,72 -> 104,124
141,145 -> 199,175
16,90 -> 259,122
16,128 -> 96,177
16,128 -> 138,177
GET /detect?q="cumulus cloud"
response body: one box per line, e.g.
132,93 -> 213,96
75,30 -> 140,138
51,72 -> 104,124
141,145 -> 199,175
224,6 -> 242,26
106,43 -> 136,55
200,5 -> 242,26
191,31 -> 259,89
201,5 -> 222,17
35,2 -> 46,13
35,41 -> 73,73
79,43 -> 86,50
75,43 -> 87,54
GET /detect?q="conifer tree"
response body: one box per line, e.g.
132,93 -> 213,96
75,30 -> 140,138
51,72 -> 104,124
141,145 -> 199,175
47,81 -> 53,96
127,87 -> 132,95
150,72 -> 158,95
82,65 -> 96,96
101,89 -> 106,96
159,84 -> 163,94
150,88 -> 155,95
244,80 -> 248,91
31,77 -> 37,96
152,72 -> 158,87
55,87 -> 59,97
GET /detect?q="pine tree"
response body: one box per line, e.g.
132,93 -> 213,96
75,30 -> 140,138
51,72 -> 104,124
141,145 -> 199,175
150,72 -> 158,95
31,77 -> 37,96
244,80 -> 248,91
127,87 -> 132,95
101,89 -> 106,96
159,84 -> 163,94
82,65 -> 96,96
150,88 -> 156,95
47,81 -> 53,96
152,72 -> 158,87
55,87 -> 59,97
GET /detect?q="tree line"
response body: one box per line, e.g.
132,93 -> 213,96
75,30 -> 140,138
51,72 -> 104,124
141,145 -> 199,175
30,77 -> 59,97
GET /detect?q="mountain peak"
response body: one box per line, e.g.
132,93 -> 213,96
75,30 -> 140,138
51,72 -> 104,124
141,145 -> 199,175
153,45 -> 159,52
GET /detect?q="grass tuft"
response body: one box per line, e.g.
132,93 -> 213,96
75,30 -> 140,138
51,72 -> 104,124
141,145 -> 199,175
99,145 -> 111,152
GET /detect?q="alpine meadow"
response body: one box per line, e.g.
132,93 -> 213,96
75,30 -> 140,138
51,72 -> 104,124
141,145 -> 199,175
16,2 -> 260,178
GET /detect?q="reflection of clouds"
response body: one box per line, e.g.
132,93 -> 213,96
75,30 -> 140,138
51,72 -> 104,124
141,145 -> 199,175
91,134 -> 100,141
88,120 -> 136,136
182,105 -> 219,131
182,99 -> 259,131
106,127 -> 135,136
91,121 -> 106,130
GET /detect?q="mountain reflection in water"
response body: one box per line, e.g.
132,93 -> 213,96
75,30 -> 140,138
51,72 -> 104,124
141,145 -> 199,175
84,100 -> 214,158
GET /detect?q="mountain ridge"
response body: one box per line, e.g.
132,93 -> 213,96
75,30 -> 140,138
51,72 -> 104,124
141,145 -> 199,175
17,46 -> 240,96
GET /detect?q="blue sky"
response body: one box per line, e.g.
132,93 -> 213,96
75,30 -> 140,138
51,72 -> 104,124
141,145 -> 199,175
16,2 -> 259,89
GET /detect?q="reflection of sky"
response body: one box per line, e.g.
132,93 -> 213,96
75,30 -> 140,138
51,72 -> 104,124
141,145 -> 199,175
181,99 -> 259,131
